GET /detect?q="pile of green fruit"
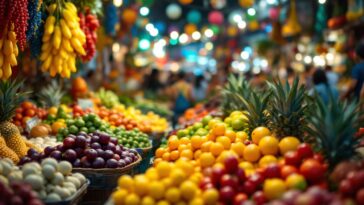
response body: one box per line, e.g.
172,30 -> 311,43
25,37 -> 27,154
56,114 -> 110,141
110,127 -> 151,149
44,107 -> 72,124
95,88 -> 120,108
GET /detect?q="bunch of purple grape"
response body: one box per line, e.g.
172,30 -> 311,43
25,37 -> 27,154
20,131 -> 139,169
0,182 -> 44,205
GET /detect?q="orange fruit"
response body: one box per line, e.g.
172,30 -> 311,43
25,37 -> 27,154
112,189 -> 128,204
201,141 -> 212,152
148,181 -> 165,200
202,188 -> 219,205
178,144 -> 188,153
118,175 -> 134,191
180,149 -> 193,160
279,137 -> 300,155
259,136 -> 279,155
175,159 -> 194,176
263,178 -> 286,200
213,122 -> 226,136
243,144 -> 261,162
236,131 -> 248,142
239,161 -> 254,170
191,136 -> 203,150
165,187 -> 181,203
251,127 -> 271,144
162,152 -> 170,161
231,142 -> 245,157
169,135 -> 179,141
180,181 -> 197,200
207,133 -> 216,141
194,150 -> 202,159
156,161 -> 172,178
154,158 -> 162,166
259,155 -> 278,168
200,136 -> 208,144
180,137 -> 190,145
51,121 -> 66,134
199,152 -> 215,168
216,136 -> 231,149
168,138 -> 179,151
124,193 -> 141,205
170,150 -> 180,161
209,142 -> 224,157
225,130 -> 236,142
285,174 -> 307,190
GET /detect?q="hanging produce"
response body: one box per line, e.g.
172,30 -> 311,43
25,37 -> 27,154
0,26 -> 18,80
282,0 -> 301,37
79,10 -> 100,62
39,2 -> 86,78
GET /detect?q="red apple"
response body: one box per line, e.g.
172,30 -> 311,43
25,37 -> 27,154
249,173 -> 265,187
356,171 -> 364,188
284,151 -> 301,167
296,143 -> 313,160
280,165 -> 298,179
219,186 -> 236,203
220,174 -> 239,189
313,153 -> 324,163
253,191 -> 267,205
264,164 -> 281,178
236,168 -> 246,182
211,167 -> 226,186
234,193 -> 248,205
339,179 -> 355,197
243,180 -> 257,195
356,188 -> 364,205
299,159 -> 325,183
225,156 -> 239,174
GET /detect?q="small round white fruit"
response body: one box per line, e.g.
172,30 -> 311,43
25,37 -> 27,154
24,174 -> 44,190
52,172 -> 64,185
66,176 -> 80,188
42,164 -> 56,180
46,193 -> 62,202
57,161 -> 72,175
72,173 -> 86,184
41,158 -> 58,169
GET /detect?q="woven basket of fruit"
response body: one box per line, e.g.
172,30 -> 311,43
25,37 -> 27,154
72,154 -> 142,190
45,180 -> 89,205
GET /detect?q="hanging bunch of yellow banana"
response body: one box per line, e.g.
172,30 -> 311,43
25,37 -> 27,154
40,1 -> 86,78
0,26 -> 18,80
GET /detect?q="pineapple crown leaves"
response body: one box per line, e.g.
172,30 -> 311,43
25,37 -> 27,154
37,80 -> 65,107
266,77 -> 308,139
305,96 -> 364,170
0,79 -> 30,122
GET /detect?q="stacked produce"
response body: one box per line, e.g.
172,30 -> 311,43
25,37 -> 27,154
178,102 -> 220,128
0,158 -> 87,202
79,10 -> 99,62
111,127 -> 151,149
0,26 -> 18,80
40,2 -> 86,78
26,136 -> 60,150
0,181 -> 44,205
21,131 -> 140,169
13,101 -> 48,129
96,88 -> 120,109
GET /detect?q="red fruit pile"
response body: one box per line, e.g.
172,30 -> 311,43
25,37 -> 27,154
13,101 -> 47,128
0,181 -> 44,205
72,104 -> 92,117
339,170 -> 364,205
79,10 -> 99,62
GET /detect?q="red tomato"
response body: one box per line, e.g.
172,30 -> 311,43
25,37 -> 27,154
300,159 -> 325,183
25,109 -> 36,117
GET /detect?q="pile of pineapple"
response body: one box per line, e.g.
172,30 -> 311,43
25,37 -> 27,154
0,80 -> 42,163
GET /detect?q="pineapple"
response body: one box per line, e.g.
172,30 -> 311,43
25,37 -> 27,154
305,96 -> 364,170
0,79 -> 29,158
37,80 -> 65,108
0,137 -> 19,163
221,75 -> 253,115
267,78 -> 308,140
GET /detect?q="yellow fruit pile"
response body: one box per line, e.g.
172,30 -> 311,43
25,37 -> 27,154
40,2 -> 86,78
112,160 -> 213,205
0,26 -> 18,80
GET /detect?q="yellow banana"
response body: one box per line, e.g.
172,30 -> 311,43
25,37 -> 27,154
47,4 -> 57,14
61,39 -> 73,52
59,49 -> 68,59
60,20 -> 72,39
44,16 -> 56,35
43,55 -> 52,70
3,63 -> 12,79
61,68 -> 71,78
65,2 -> 77,13
52,48 -> 58,55
13,44 -> 18,56
9,53 -> 17,66
54,56 -> 62,67
0,54 -> 3,67
50,65 -> 57,77
3,40 -> 13,56
56,64 -> 62,73
70,38 -> 85,55
7,31 -> 16,42
53,26 -> 61,49
62,10 -> 75,24
41,42 -> 51,52
40,50 -> 50,61
42,33 -> 51,42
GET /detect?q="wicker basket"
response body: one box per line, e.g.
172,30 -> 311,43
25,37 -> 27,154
134,146 -> 153,173
45,180 -> 89,205
72,154 -> 141,190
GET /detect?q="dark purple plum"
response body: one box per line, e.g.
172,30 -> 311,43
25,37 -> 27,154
110,138 -> 118,145
19,157 -> 32,165
63,137 -> 76,149
91,142 -> 101,149
56,144 -> 64,151
29,152 -> 41,161
106,159 -> 118,168
74,147 -> 85,158
85,149 -> 98,161
96,149 -> 104,156
103,150 -> 114,160
85,137 -> 91,144
73,159 -> 82,168
44,146 -> 55,156
118,159 -> 126,167
92,157 -> 105,168
27,148 -> 38,156
105,143 -> 116,152
124,157 -> 132,164
63,149 -> 77,162
91,135 -> 100,143
81,156 -> 91,168
113,154 -> 121,161
75,135 -> 87,148
99,133 -> 110,145
121,151 -> 128,157
50,150 -> 62,160
78,131 -> 88,137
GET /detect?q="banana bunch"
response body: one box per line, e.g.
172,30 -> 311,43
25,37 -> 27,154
0,26 -> 18,80
40,2 -> 86,78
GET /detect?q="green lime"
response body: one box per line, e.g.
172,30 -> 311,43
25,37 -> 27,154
193,122 -> 203,131
69,125 -> 79,134
88,126 -> 96,133
86,121 -> 93,128
195,128 -> 208,136
66,119 -> 75,126
80,127 -> 88,133
62,128 -> 69,136
202,115 -> 213,126
231,117 -> 246,130
75,119 -> 85,127
177,129 -> 188,138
